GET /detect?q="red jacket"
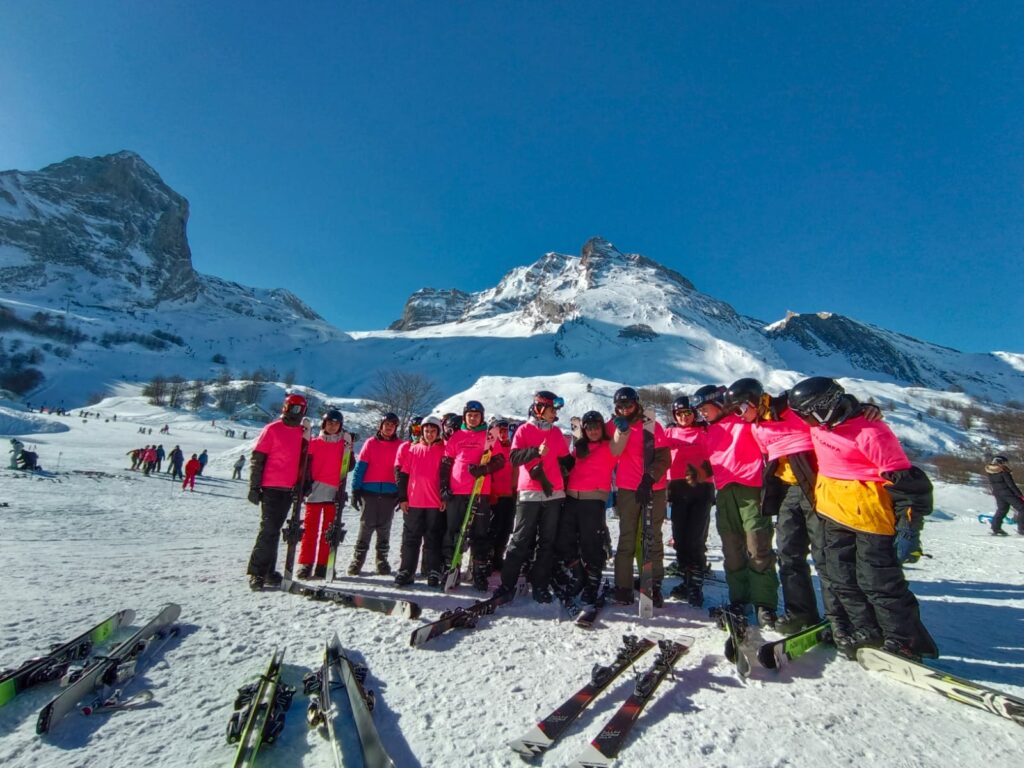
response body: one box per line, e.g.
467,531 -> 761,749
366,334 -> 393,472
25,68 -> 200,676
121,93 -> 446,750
184,458 -> 202,477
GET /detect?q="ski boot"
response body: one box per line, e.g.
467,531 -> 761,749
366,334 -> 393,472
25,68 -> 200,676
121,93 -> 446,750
882,638 -> 921,662
471,561 -> 490,592
264,571 -> 283,588
296,565 -> 313,580
775,612 -> 820,635
394,569 -> 414,586
756,605 -> 778,630
612,586 -> 634,605
652,581 -> 665,609
376,552 -> 392,575
347,549 -> 367,576
313,565 -> 327,579
685,566 -> 704,608
248,575 -> 265,592
427,570 -> 441,587
532,584 -> 554,604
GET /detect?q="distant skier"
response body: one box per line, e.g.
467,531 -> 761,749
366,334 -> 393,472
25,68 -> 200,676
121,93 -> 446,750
183,454 -> 201,491
985,455 -> 1024,536
168,445 -> 184,480
245,393 -> 309,591
232,455 -> 246,480
349,413 -> 402,576
9,438 -> 24,469
197,449 -> 209,476
155,444 -> 165,473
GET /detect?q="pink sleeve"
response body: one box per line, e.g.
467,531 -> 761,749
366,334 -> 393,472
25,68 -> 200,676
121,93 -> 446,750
856,424 -> 911,473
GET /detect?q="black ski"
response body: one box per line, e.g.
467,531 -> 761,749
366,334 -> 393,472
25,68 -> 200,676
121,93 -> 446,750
409,577 -> 526,647
0,609 -> 135,707
227,648 -> 295,767
507,635 -> 655,758
857,647 -> 1024,727
568,639 -> 690,767
757,619 -> 832,670
637,406 -> 657,619
287,580 -> 421,620
335,638 -> 396,768
304,634 -> 344,768
37,603 -> 181,734
710,605 -> 751,678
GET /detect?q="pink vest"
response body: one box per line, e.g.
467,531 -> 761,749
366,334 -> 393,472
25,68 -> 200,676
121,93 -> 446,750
751,407 -> 814,460
607,418 -> 669,491
567,440 -> 618,492
357,436 -> 402,484
308,437 -> 345,486
490,441 -> 514,496
512,421 -> 569,493
808,416 -> 911,482
253,419 -> 304,488
399,440 -> 444,508
445,428 -> 492,495
702,415 -> 763,489
663,425 -> 710,481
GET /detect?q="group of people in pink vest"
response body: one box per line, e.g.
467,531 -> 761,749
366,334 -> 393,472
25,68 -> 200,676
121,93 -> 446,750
244,374 -> 937,662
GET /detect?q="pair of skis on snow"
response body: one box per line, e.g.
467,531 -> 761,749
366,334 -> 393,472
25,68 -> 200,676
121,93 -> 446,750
3,604 -> 183,735
508,635 -> 689,767
228,636 -> 396,768
409,575 -> 529,646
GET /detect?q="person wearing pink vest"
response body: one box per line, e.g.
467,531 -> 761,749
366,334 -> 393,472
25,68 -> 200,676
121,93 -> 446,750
553,409 -> 619,608
349,413 -> 402,576
485,417 -> 516,574
691,383 -> 779,627
606,387 -> 671,607
245,393 -> 308,591
662,395 -> 714,607
296,409 -> 352,579
790,376 -> 938,661
492,391 -> 571,604
441,401 -> 506,591
395,416 -> 446,587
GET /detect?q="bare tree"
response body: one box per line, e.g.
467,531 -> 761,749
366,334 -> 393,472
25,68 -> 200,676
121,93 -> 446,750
242,370 -> 266,406
167,375 -> 187,408
142,375 -> 168,405
190,379 -> 207,410
638,385 -> 675,423
364,369 -> 440,434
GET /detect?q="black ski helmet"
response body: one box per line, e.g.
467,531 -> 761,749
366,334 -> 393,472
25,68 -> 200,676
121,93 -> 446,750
380,412 -> 400,427
613,386 -> 640,405
690,385 -> 726,410
581,410 -> 605,428
789,377 -> 845,424
990,455 -> 1009,466
488,416 -> 510,430
463,400 -> 485,417
671,396 -> 693,413
322,408 -> 344,427
725,378 -> 765,410
442,412 -> 462,436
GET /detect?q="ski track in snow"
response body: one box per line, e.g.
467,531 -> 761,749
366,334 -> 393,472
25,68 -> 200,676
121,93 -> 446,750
2,409 -> 1024,767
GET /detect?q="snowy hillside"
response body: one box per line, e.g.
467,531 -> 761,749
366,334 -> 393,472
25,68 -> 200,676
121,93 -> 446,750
1,402 -> 1023,768
3,152 -> 1024,414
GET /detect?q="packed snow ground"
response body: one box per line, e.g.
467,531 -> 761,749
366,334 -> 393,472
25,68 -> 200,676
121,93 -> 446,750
1,406 -> 1023,768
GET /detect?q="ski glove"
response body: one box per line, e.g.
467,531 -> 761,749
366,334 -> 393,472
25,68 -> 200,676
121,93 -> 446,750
528,463 -> 554,497
613,416 -> 630,432
352,490 -> 364,511
440,484 -> 455,502
335,489 -> 349,508
247,488 -> 262,505
635,474 -> 655,507
468,463 -> 489,478
573,437 -> 590,459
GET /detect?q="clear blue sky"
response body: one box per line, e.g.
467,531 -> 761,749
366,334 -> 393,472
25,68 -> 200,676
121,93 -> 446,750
2,1 -> 1022,353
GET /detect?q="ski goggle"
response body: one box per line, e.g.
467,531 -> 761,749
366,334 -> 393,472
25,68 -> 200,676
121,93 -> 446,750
674,408 -> 694,417
285,403 -> 305,416
410,424 -> 422,435
536,397 -> 564,410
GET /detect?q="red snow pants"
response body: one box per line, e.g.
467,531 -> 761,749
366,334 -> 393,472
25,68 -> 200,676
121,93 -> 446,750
299,502 -> 337,566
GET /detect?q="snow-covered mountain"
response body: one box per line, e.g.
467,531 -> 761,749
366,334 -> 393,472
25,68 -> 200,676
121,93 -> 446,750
2,151 -> 1023,410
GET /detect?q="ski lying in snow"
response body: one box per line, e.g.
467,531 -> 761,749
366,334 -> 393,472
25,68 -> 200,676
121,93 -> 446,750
757,619 -> 832,670
0,609 -> 135,707
409,577 -> 527,647
336,638 -> 396,768
568,639 -> 689,768
287,580 -> 421,620
978,512 -> 1018,526
227,648 -> 295,768
36,603 -> 181,734
710,606 -> 751,678
304,634 -> 345,768
508,635 -> 655,758
575,581 -> 613,629
857,647 -> 1024,727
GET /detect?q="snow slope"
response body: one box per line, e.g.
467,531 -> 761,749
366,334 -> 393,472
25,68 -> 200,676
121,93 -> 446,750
1,406 -> 1023,768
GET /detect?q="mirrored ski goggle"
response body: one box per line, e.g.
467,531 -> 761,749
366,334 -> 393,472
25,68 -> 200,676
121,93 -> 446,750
285,404 -> 305,416
411,424 -> 422,435
537,397 -> 564,410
